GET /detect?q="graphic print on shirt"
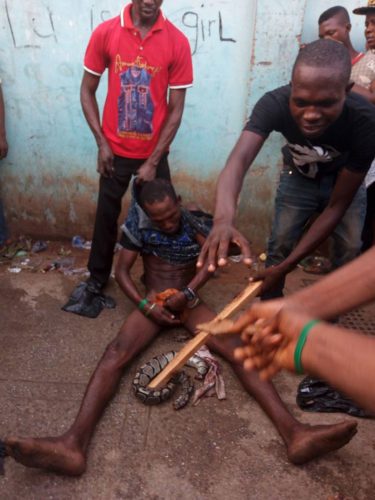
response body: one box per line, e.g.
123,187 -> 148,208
118,66 -> 153,136
116,56 -> 161,140
288,143 -> 341,178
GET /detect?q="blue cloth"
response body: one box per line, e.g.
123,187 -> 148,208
120,193 -> 212,264
263,166 -> 367,299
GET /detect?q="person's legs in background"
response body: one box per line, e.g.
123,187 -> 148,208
62,154 -> 171,318
263,167 -> 320,300
87,153 -> 171,289
87,156 -> 135,289
332,182 -> 367,268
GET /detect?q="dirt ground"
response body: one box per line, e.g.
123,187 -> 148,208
0,242 -> 375,500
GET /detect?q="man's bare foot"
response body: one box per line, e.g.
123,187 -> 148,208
5,436 -> 86,476
287,420 -> 357,465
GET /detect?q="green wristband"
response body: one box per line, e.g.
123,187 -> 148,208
294,319 -> 320,375
138,298 -> 149,311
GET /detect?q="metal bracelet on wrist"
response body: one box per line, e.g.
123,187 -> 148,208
145,302 -> 156,317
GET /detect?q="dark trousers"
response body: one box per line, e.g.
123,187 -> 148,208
262,166 -> 366,300
88,153 -> 171,287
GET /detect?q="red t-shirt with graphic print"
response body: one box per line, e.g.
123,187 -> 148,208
84,4 -> 193,159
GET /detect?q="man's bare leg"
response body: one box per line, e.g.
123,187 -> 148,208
183,303 -> 357,465
5,310 -> 160,475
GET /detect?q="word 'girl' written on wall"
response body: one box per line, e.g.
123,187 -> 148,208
3,1 -> 236,54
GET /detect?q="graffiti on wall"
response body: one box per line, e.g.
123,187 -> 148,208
182,10 -> 236,54
3,0 -> 236,54
4,1 -> 112,49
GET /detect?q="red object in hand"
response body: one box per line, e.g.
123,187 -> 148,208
154,288 -> 180,306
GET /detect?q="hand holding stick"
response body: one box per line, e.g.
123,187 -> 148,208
148,281 -> 263,389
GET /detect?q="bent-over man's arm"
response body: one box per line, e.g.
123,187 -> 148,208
255,168 -> 366,293
115,248 -> 181,326
115,248 -> 143,306
197,131 -> 266,271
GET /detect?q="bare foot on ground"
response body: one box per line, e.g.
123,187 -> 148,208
5,436 -> 86,476
287,420 -> 357,465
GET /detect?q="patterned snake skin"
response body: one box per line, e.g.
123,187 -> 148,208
133,351 -> 209,410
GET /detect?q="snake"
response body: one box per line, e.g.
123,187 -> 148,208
133,351 -> 209,410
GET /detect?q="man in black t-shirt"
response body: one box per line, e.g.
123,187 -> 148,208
197,39 -> 375,298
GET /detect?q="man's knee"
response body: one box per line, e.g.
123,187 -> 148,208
102,337 -> 132,371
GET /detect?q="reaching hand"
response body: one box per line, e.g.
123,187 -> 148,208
196,221 -> 252,272
145,302 -> 182,327
249,264 -> 289,295
136,159 -> 157,183
217,299 -> 285,336
234,308 -> 313,380
97,141 -> 114,178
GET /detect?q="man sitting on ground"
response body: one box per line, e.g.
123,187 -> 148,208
2,180 -> 357,475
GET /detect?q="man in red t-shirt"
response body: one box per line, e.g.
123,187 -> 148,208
65,1 -> 193,317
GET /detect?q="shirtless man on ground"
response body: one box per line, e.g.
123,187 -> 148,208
3,179 -> 357,475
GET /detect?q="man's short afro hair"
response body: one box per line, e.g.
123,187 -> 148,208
138,178 -> 178,208
292,38 -> 351,84
318,5 -> 350,25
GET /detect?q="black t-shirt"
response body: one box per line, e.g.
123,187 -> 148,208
244,84 -> 375,178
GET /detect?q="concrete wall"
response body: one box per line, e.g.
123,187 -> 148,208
0,0 -> 367,250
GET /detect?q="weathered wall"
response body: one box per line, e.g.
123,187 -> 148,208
0,0 -> 367,250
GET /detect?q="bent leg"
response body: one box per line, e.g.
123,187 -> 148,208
184,304 -> 357,464
5,311 -> 161,475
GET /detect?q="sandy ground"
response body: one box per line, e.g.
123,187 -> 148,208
0,243 -> 375,500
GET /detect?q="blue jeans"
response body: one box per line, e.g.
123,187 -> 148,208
0,199 -> 7,246
263,166 -> 367,299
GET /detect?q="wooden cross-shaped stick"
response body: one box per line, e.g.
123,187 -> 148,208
148,280 -> 263,389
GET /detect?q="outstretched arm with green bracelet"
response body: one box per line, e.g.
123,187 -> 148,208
293,319 -> 320,374
234,308 -> 375,414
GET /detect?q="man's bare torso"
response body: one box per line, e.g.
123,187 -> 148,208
143,254 -> 196,294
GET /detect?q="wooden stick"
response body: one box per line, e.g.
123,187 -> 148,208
148,280 -> 263,389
